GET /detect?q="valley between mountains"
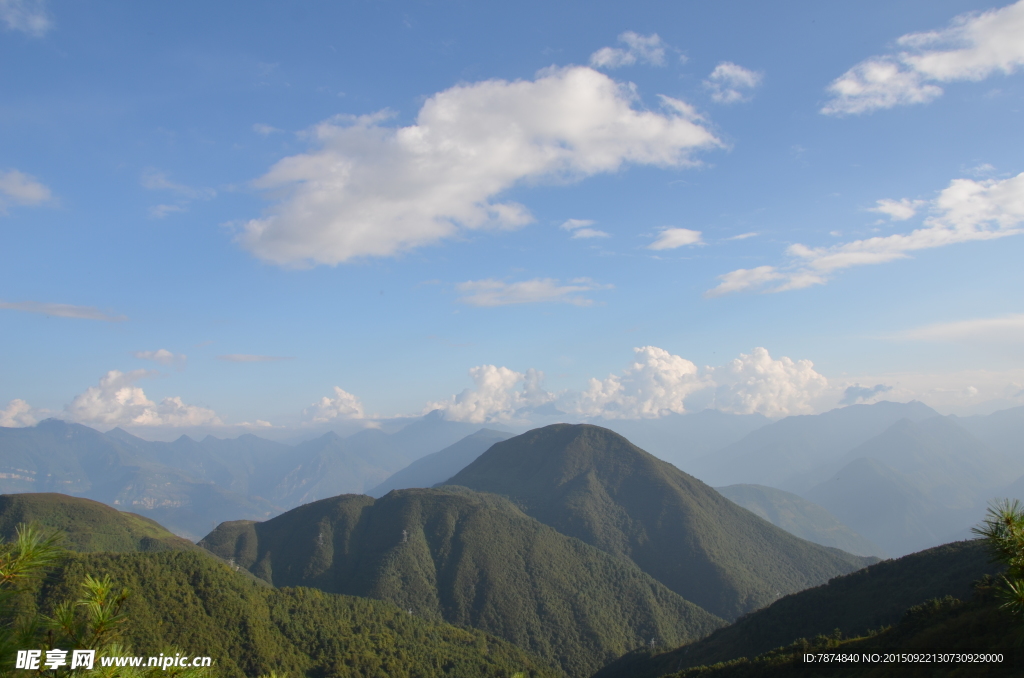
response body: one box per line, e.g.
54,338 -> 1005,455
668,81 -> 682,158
1,400 -> 1021,676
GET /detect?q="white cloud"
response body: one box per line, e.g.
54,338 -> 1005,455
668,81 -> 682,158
0,399 -> 47,427
707,347 -> 830,417
252,123 -> 282,136
142,170 -> 215,218
238,66 -> 720,266
0,169 -> 52,212
823,0 -> 1024,115
217,354 -> 293,362
727,232 -> 758,240
840,383 -> 892,405
0,0 -> 50,36
590,32 -> 667,69
428,346 -> 836,421
65,370 -> 222,428
705,266 -> 787,297
149,204 -> 185,219
455,277 -> 612,307
141,170 -> 216,200
560,218 -> 610,238
304,386 -> 365,422
0,300 -> 126,322
568,346 -> 710,419
648,227 -> 703,250
427,365 -> 554,423
708,171 -> 1024,295
133,349 -> 186,367
704,62 -> 763,104
870,197 -> 926,221
894,313 -> 1024,342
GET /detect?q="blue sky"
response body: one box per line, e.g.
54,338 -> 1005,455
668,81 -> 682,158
2,0 -> 1023,438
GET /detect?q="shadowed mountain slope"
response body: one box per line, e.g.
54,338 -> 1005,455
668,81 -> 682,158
368,428 -> 514,497
0,492 -> 200,553
199,487 -> 724,678
444,424 -> 874,621
12,550 -> 562,678
593,539 -> 1000,678
715,484 -> 884,557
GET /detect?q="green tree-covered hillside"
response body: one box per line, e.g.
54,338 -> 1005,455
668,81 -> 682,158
445,424 -> 874,621
11,550 -> 562,678
0,493 -> 200,553
200,487 -> 724,678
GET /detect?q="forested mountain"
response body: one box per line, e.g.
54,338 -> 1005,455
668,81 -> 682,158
0,492 -> 201,553
199,487 -> 724,678
715,484 -> 883,557
13,550 -> 561,678
444,424 -> 874,621
594,540 -> 1001,678
368,428 -> 513,497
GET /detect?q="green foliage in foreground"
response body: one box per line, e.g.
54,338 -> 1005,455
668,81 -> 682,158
972,498 -> 1024,618
0,495 -> 199,554
593,540 -> 1001,678
10,551 -> 562,678
201,488 -> 723,678
663,591 -> 1019,678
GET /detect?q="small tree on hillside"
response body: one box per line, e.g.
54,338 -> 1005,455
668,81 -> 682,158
973,498 -> 1024,617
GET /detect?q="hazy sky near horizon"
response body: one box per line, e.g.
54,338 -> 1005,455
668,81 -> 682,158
2,0 -> 1023,436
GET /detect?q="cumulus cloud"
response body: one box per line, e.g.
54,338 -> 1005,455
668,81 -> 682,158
707,171 -> 1024,295
707,347 -> 830,417
0,399 -> 47,427
823,0 -> 1024,115
589,31 -> 667,68
0,169 -> 52,212
455,277 -> 612,307
427,365 -> 554,423
648,227 -> 703,250
560,218 -> 610,239
133,349 -> 186,367
0,0 -> 51,37
65,370 -> 222,428
870,198 -> 926,221
0,300 -> 126,322
840,383 -> 893,405
304,386 -> 365,422
568,346 -> 710,419
894,313 -> 1024,342
217,354 -> 292,362
428,346 -> 834,422
238,66 -> 720,266
703,62 -> 763,104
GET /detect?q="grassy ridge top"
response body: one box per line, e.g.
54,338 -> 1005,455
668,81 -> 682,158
446,424 -> 874,621
200,487 -> 725,678
0,493 -> 200,553
13,550 -> 562,678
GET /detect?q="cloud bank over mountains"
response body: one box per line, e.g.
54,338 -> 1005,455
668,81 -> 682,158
239,66 -> 720,267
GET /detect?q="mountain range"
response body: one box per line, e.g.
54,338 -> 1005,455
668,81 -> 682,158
0,413 -> 488,538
